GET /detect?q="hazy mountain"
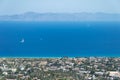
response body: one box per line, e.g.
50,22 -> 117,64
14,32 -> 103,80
0,12 -> 120,21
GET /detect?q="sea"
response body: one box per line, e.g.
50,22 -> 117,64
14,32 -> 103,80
0,21 -> 120,57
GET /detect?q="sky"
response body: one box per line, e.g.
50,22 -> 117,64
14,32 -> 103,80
0,0 -> 120,15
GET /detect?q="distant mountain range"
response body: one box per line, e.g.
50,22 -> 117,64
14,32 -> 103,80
0,12 -> 120,21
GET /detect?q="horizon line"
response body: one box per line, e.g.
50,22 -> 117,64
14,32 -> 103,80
1,12 -> 120,16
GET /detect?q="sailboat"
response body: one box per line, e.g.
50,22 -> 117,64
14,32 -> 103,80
20,38 -> 25,43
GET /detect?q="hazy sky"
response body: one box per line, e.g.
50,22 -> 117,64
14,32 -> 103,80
0,0 -> 120,15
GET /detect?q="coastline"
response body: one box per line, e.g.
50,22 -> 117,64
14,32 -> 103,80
0,56 -> 120,58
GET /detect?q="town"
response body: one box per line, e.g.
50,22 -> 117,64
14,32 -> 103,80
0,57 -> 120,80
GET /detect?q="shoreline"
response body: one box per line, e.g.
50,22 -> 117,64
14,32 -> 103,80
0,56 -> 120,58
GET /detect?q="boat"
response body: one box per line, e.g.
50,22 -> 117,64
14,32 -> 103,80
20,38 -> 25,43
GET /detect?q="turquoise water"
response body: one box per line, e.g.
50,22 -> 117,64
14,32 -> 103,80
0,21 -> 120,57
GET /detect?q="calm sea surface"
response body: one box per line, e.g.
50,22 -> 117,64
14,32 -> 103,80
0,21 -> 120,57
